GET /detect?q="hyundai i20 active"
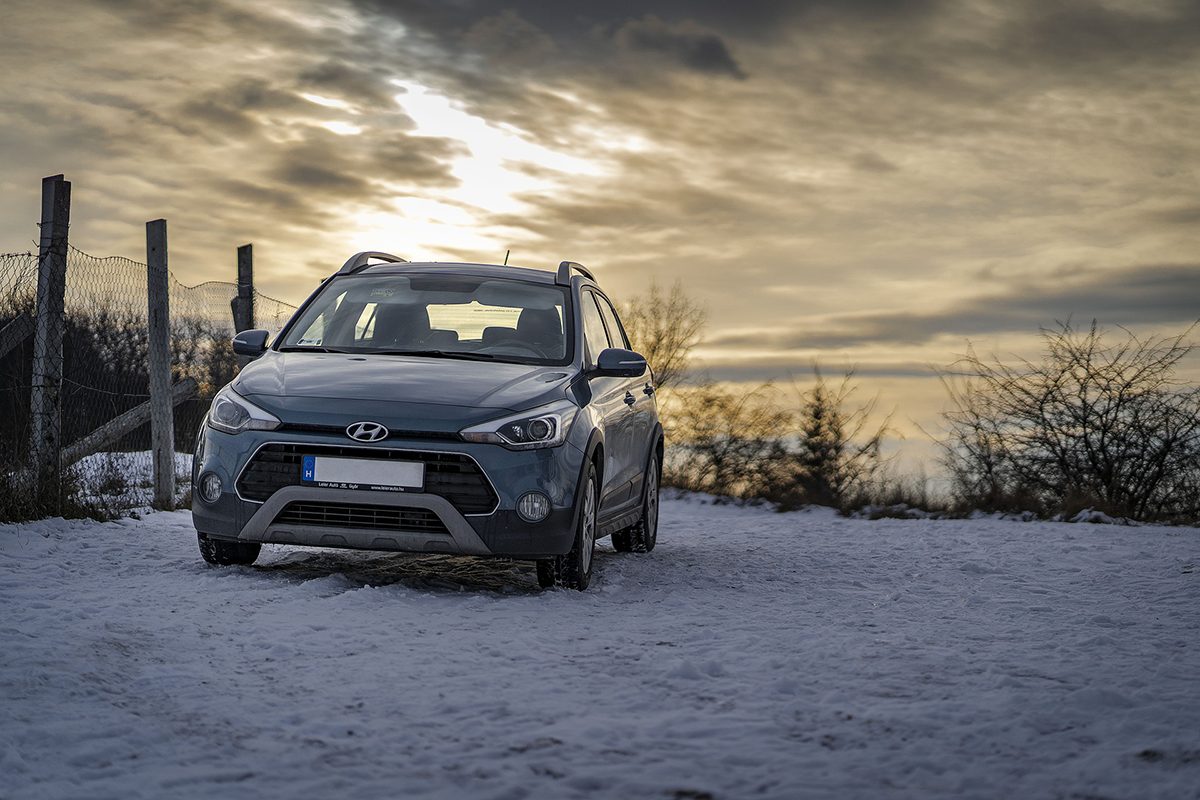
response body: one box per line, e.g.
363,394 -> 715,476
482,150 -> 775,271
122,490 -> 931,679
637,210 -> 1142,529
191,253 -> 662,590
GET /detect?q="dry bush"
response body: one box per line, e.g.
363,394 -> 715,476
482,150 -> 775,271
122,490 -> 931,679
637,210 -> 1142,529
662,382 -> 790,500
940,320 -> 1200,522
621,280 -> 706,390
664,368 -> 894,510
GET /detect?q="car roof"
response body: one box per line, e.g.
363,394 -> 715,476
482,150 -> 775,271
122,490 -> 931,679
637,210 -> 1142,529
358,261 -> 564,285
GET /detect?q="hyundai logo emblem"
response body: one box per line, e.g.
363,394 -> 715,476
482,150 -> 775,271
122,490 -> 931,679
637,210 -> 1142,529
346,421 -> 389,442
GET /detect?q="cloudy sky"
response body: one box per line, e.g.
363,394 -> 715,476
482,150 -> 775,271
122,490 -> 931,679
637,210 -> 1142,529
2,0 -> 1197,448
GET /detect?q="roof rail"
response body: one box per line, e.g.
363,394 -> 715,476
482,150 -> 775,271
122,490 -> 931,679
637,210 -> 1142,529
337,251 -> 408,275
555,260 -> 595,286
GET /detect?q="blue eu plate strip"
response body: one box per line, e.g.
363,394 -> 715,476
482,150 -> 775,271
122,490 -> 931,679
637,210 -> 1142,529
302,455 -> 316,482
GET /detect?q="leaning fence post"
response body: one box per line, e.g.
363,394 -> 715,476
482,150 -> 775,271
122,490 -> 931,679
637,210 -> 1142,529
232,243 -> 254,332
30,174 -> 71,512
146,219 -> 175,511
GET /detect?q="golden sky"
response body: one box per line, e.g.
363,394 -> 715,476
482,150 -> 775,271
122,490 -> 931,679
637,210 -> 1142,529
2,0 -> 1197,455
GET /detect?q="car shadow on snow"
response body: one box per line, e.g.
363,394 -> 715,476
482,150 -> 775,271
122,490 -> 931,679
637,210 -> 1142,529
249,545 -> 620,595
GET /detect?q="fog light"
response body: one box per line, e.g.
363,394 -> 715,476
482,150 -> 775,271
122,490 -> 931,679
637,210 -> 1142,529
517,491 -> 551,523
199,472 -> 222,503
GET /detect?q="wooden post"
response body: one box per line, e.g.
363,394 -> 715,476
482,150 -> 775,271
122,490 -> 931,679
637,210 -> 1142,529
231,243 -> 254,332
0,313 -> 34,359
30,174 -> 70,509
62,378 -> 198,467
146,219 -> 175,511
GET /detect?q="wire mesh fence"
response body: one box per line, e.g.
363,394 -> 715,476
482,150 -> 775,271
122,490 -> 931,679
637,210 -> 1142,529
0,246 -> 297,521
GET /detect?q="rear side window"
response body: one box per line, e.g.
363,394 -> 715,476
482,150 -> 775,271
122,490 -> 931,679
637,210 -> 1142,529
580,292 -> 612,366
594,293 -> 631,350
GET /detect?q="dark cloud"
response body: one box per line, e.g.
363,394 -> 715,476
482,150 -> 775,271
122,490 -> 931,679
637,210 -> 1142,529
708,264 -> 1200,351
178,79 -> 313,136
297,61 -> 404,108
354,0 -> 941,39
272,162 -> 369,194
1151,205 -> 1200,226
265,131 -> 464,197
615,17 -> 746,79
1005,1 -> 1200,66
851,151 -> 899,173
213,178 -> 311,214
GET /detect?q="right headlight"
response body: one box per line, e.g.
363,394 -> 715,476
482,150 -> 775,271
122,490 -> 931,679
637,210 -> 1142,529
207,385 -> 281,435
460,399 -> 578,450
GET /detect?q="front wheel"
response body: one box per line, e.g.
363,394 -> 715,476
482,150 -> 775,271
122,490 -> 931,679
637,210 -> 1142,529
612,453 -> 659,553
197,533 -> 260,566
536,464 -> 597,590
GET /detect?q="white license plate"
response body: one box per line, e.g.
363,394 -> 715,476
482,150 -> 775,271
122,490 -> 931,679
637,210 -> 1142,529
301,456 -> 424,491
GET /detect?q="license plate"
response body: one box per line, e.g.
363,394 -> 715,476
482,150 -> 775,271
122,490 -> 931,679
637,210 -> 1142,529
301,456 -> 424,492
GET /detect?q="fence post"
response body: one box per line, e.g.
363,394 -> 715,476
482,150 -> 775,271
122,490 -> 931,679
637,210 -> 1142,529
29,174 -> 71,511
232,243 -> 254,332
146,219 -> 174,511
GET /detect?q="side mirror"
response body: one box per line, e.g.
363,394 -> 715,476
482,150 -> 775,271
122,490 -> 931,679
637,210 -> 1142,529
232,329 -> 269,358
595,348 -> 647,378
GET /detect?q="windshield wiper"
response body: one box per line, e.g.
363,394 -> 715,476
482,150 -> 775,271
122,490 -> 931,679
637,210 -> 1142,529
277,345 -> 350,353
374,349 -> 498,361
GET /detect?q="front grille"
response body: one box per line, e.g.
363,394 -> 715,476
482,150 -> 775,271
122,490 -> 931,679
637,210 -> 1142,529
273,502 -> 449,534
237,443 -> 497,514
276,423 -> 461,441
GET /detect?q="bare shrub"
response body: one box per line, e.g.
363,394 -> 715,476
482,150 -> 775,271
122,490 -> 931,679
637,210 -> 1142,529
940,320 -> 1200,522
621,280 -> 706,390
663,367 -> 895,510
662,382 -> 790,500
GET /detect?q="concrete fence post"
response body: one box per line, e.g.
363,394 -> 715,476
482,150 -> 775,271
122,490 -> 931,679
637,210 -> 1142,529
231,243 -> 254,332
29,174 -> 70,511
146,219 -> 175,511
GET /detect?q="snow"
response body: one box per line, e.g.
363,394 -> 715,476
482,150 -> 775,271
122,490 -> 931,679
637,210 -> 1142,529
69,450 -> 194,511
1,496 -> 1198,799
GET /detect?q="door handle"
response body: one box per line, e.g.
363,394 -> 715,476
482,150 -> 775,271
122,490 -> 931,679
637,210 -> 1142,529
624,391 -> 636,406
643,383 -> 655,396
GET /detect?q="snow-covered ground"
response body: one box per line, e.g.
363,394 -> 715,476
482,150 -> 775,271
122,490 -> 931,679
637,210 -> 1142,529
1,496 -> 1197,799
70,450 -> 194,512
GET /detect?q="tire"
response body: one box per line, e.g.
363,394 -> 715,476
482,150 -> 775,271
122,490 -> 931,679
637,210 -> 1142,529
612,452 -> 660,553
197,533 -> 261,566
537,464 -> 598,590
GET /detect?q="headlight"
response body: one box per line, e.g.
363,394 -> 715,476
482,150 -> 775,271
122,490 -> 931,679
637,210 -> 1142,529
460,400 -> 577,450
207,385 -> 281,434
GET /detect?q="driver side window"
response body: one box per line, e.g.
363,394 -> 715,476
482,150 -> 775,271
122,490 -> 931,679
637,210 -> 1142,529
580,291 -> 612,367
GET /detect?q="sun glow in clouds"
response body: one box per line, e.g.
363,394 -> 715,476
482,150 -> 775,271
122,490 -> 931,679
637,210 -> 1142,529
392,81 -> 606,213
331,80 -> 634,260
344,81 -> 654,260
319,120 -> 363,135
301,93 -> 357,112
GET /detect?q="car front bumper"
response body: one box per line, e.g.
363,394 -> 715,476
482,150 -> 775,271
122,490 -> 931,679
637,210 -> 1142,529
191,426 -> 584,560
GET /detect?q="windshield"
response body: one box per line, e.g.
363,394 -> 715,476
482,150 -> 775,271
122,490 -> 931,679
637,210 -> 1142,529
278,274 -> 573,366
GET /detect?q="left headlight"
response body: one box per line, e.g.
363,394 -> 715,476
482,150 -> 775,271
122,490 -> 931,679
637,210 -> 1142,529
207,385 -> 281,434
460,399 -> 578,450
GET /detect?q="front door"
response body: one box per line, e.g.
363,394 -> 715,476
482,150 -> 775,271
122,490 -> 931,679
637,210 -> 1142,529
580,290 -> 634,508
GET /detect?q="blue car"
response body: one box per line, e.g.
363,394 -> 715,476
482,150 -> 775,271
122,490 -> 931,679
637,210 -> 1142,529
191,253 -> 662,590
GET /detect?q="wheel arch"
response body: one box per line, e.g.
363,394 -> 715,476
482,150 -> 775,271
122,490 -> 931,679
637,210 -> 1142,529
571,428 -> 605,529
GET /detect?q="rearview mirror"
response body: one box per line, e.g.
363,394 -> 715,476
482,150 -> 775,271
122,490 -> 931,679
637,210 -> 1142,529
594,348 -> 647,378
232,329 -> 269,358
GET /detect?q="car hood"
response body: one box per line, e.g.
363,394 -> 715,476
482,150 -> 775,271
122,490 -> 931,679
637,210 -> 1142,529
235,351 -> 573,414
